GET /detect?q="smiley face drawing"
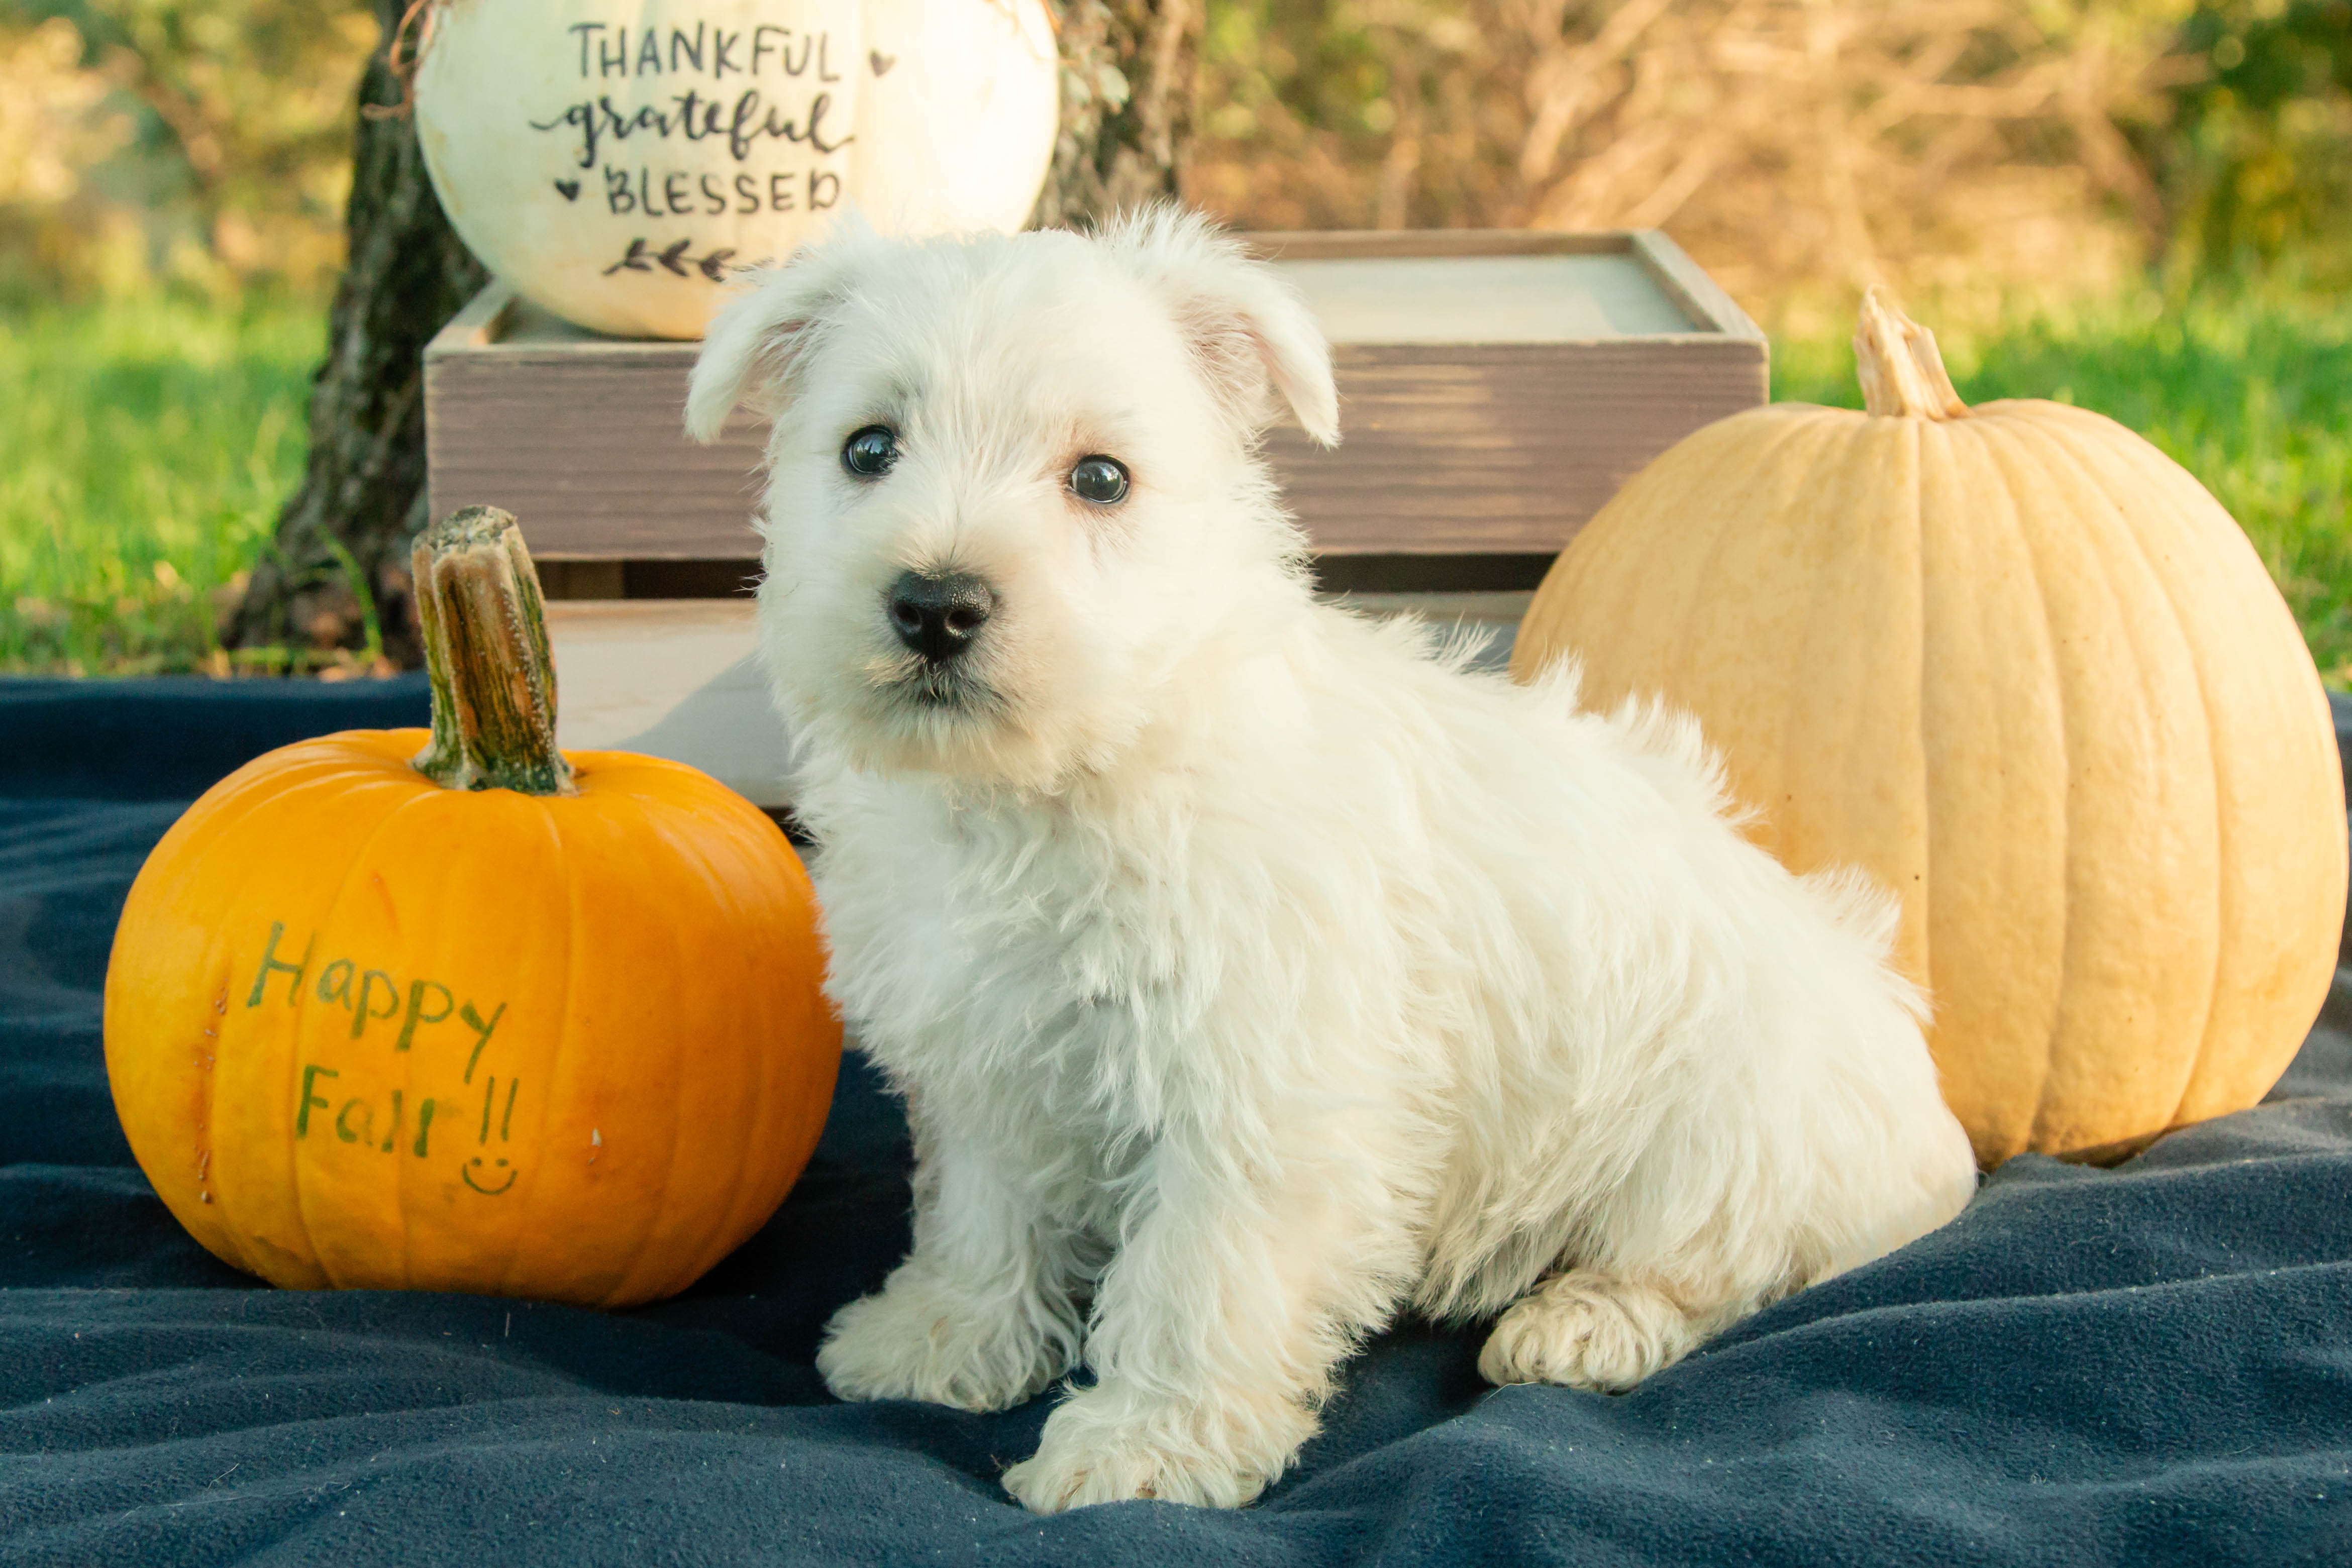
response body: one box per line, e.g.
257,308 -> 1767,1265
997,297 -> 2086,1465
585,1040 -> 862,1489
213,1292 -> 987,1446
463,1155 -> 518,1194
464,1074 -> 522,1196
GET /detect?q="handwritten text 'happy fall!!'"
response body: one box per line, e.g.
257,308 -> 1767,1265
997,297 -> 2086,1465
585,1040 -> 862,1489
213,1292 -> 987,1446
246,920 -> 524,1195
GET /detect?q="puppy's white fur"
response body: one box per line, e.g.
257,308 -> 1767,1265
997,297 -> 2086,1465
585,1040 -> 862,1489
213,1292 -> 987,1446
688,210 -> 1978,1514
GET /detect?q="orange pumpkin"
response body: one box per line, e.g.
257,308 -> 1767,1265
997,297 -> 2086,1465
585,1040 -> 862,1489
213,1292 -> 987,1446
104,507 -> 840,1307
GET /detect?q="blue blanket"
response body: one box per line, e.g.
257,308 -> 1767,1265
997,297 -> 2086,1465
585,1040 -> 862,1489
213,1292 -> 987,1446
6,677 -> 2351,1566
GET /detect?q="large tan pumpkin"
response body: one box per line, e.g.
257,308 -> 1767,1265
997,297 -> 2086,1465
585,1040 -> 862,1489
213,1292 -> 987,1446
1512,292 -> 2347,1167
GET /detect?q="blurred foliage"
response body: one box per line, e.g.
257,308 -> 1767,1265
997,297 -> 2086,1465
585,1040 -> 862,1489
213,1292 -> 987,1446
2149,0 -> 2352,283
1184,0 -> 2352,329
0,0 -> 2345,319
0,0 -> 374,302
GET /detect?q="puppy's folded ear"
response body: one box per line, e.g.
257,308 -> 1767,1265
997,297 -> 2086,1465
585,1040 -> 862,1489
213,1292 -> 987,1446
683,248 -> 848,444
1101,205 -> 1341,448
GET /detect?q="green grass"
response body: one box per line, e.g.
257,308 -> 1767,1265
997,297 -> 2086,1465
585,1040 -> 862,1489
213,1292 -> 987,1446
0,297 -> 323,676
1772,286 -> 2352,688
3,285 -> 2348,685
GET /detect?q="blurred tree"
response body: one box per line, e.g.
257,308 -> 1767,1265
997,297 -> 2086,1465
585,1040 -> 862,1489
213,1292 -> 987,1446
2149,0 -> 2352,282
1034,0 -> 1200,225
0,0 -> 373,299
1185,0 -> 2212,329
11,0 -> 2352,318
225,0 -> 482,665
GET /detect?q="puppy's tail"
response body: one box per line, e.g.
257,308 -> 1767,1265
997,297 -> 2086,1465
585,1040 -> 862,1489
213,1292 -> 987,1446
1522,647 -> 1586,711
1594,685 -> 1766,838
1798,863 -> 1929,1026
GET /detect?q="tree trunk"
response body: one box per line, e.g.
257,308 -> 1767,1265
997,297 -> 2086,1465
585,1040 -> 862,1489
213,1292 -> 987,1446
229,0 -> 485,670
1032,0 -> 1199,229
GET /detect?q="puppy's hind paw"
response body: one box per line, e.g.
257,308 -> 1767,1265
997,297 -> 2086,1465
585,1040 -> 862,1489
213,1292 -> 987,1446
1478,1271 -> 1706,1393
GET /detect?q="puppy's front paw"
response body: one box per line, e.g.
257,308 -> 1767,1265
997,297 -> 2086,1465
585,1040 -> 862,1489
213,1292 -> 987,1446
1001,1386 -> 1317,1513
1478,1270 -> 1703,1392
816,1268 -> 1074,1413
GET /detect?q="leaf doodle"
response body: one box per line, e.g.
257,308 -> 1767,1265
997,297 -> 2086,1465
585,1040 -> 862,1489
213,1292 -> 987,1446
601,237 -> 740,281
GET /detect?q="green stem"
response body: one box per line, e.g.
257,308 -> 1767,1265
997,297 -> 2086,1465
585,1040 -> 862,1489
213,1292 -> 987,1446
410,505 -> 573,795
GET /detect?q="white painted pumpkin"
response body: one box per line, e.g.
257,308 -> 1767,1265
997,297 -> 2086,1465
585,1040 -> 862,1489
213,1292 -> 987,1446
412,0 -> 1059,340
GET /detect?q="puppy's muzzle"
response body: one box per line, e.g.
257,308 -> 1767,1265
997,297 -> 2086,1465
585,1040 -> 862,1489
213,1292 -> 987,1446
886,569 -> 997,667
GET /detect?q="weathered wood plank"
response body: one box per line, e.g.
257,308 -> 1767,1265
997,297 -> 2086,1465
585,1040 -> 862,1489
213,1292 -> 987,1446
1267,342 -> 1762,554
426,230 -> 1765,563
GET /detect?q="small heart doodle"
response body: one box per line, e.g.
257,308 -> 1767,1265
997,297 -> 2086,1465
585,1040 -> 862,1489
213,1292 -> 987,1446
869,50 -> 896,76
554,179 -> 581,202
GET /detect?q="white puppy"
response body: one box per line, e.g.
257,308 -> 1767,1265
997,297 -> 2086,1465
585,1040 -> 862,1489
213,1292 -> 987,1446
685,209 -> 1978,1514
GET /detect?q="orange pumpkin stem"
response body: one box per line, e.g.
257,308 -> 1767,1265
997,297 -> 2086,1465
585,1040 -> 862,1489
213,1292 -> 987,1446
1854,288 -> 1970,421
411,505 -> 574,796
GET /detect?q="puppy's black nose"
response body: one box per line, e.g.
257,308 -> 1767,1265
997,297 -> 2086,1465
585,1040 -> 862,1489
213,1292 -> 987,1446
886,570 -> 996,665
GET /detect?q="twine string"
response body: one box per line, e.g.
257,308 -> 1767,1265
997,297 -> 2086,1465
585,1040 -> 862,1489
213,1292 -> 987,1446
361,0 -> 442,122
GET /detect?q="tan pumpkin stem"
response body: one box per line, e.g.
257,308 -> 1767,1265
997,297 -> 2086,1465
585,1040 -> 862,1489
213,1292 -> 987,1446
1854,288 -> 1970,421
411,505 -> 574,796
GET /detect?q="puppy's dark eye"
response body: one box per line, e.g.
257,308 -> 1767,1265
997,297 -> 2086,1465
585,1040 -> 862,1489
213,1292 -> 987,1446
842,425 -> 899,478
1070,456 -> 1130,505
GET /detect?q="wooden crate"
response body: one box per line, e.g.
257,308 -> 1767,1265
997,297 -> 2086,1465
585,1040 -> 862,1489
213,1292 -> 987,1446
424,228 -> 1765,583
427,229 -> 1766,807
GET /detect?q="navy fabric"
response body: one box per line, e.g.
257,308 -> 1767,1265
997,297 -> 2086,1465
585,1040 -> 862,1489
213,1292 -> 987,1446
0,676 -> 432,801
5,678 -> 2352,1566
